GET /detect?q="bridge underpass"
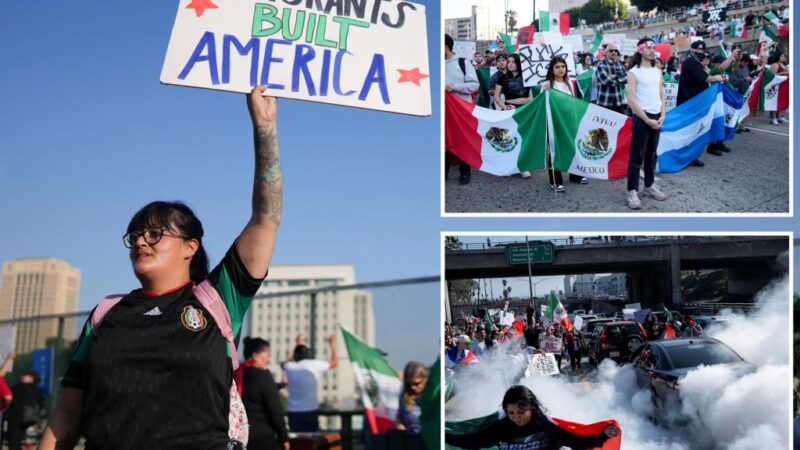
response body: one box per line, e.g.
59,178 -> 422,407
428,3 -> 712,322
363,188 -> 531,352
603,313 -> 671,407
445,236 -> 788,312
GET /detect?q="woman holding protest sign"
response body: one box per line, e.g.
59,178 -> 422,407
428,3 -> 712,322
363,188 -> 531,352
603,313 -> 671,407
541,56 -> 590,192
445,385 -> 619,450
38,86 -> 282,450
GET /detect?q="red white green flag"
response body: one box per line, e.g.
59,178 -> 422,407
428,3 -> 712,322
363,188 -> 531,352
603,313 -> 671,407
340,325 -> 402,434
545,292 -> 573,331
763,11 -> 789,37
546,90 -> 631,179
759,69 -> 788,112
445,92 -> 548,176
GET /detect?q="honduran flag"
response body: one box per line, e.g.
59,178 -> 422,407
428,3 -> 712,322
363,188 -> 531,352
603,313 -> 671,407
445,92 -> 547,176
340,325 -> 402,434
547,90 -> 631,180
656,84 -> 730,173
545,292 -> 574,332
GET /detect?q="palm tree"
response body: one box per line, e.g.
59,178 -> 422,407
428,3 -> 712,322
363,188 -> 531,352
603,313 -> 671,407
505,10 -> 518,32
445,236 -> 463,250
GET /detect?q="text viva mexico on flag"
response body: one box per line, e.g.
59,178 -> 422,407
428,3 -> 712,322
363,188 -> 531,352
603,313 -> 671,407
160,0 -> 431,115
340,325 -> 402,434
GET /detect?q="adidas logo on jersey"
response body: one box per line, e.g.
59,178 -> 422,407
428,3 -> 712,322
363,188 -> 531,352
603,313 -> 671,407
143,306 -> 162,316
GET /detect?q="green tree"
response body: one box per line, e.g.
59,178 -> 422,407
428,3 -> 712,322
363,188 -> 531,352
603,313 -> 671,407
445,236 -> 463,250
505,10 -> 518,32
570,0 -> 630,26
449,279 -> 480,304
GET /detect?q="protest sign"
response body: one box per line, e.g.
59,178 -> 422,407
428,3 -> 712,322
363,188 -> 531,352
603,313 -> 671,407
524,353 -> 560,376
603,34 -> 626,51
665,83 -> 679,111
655,43 -> 672,61
573,315 -> 584,331
563,34 -> 584,54
540,335 -> 563,354
519,32 -> 576,87
453,41 -> 477,63
623,38 -> 638,56
161,0 -> 431,116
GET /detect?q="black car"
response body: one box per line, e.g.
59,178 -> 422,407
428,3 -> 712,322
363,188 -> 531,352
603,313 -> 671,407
587,321 -> 647,365
580,318 -> 614,354
630,337 -> 755,409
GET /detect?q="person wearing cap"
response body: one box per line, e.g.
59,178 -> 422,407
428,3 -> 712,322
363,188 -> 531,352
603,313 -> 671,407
594,43 -> 629,115
707,49 -> 738,154
488,54 -> 508,110
625,37 -> 668,210
677,40 -> 725,167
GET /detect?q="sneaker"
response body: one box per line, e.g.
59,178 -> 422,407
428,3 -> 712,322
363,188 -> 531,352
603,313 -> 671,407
771,118 -> 779,125
690,159 -> 705,167
643,184 -> 667,201
550,184 -> 565,193
743,127 -> 750,132
779,117 -> 788,124
459,173 -> 470,185
717,142 -> 731,152
520,171 -> 531,178
579,177 -> 590,184
627,190 -> 641,209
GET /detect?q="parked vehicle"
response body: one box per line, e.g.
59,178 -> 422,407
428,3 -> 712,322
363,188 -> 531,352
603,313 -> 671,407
587,321 -> 648,365
580,318 -> 614,354
629,337 -> 755,409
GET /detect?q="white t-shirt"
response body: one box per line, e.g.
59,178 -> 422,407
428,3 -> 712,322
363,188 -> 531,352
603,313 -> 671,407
284,359 -> 331,412
629,66 -> 663,114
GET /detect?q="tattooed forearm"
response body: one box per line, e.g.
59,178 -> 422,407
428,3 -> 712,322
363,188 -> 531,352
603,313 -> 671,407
253,125 -> 283,226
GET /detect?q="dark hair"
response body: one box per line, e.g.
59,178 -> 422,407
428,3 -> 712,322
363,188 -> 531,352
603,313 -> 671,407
711,55 -> 726,65
24,370 -> 40,384
293,344 -> 310,362
767,51 -> 782,65
545,56 -> 571,91
127,201 -> 209,283
445,34 -> 454,51
507,54 -> 522,78
631,38 -> 655,68
243,337 -> 270,360
501,385 -> 548,425
581,53 -> 592,66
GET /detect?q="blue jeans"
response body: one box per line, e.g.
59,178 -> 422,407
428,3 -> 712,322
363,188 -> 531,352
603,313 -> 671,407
287,411 -> 320,432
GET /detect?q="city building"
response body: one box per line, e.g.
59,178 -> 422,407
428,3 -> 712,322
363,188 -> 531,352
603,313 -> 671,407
445,17 -> 474,41
563,275 -> 575,296
445,5 -> 493,42
594,273 -> 627,297
249,264 -> 374,413
574,274 -> 595,297
0,258 -> 80,353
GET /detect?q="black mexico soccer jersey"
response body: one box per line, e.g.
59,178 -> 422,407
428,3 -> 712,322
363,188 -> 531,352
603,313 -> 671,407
62,245 -> 264,450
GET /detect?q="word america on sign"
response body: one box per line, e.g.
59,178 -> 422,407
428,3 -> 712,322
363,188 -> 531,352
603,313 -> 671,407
161,0 -> 431,116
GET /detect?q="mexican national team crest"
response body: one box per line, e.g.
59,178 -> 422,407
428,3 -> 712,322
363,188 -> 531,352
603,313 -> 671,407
485,127 -> 518,153
181,305 -> 208,331
576,128 -> 612,160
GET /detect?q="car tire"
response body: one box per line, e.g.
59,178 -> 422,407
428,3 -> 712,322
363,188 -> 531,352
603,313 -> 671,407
627,336 -> 644,352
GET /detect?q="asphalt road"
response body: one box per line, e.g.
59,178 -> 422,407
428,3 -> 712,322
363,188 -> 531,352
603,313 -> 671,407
444,115 -> 790,214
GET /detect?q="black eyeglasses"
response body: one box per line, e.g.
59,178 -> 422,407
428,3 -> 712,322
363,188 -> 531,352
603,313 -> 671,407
123,227 -> 188,248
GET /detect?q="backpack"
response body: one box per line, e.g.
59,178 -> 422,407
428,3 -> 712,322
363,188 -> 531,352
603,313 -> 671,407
90,280 -> 249,446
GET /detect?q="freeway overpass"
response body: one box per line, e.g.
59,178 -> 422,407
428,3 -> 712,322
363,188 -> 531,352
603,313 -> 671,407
445,236 -> 788,308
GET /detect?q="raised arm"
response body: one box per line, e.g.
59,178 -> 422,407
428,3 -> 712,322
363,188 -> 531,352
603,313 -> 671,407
0,351 -> 15,377
237,86 -> 283,279
328,334 -> 338,369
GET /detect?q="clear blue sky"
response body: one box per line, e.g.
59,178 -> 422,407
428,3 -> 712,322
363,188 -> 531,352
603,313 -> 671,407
0,2 -> 797,370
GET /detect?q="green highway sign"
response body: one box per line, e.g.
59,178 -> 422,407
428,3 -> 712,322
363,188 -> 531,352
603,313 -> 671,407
506,243 -> 554,265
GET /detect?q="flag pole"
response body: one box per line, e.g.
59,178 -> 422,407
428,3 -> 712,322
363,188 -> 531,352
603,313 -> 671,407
526,236 -> 535,327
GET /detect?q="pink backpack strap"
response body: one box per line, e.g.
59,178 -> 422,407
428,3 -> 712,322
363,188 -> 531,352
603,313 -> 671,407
193,280 -> 239,370
90,295 -> 126,330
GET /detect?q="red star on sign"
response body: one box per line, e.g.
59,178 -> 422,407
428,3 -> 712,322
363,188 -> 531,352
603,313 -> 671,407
397,67 -> 429,86
186,0 -> 218,17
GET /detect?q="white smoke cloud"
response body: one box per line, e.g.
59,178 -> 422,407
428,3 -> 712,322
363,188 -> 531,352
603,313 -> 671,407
446,276 -> 790,450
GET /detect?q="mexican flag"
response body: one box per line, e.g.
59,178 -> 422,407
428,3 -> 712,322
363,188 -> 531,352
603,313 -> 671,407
516,24 -> 536,52
419,358 -> 440,450
474,66 -> 493,108
540,11 -> 570,34
576,68 -> 594,99
758,25 -> 776,54
340,325 -> 402,434
547,90 -> 631,180
544,292 -> 573,331
446,411 -> 621,450
588,30 -> 604,54
759,69 -> 788,112
738,72 -> 761,122
663,323 -> 677,339
763,11 -> 789,37
445,92 -> 548,176
498,32 -> 515,52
